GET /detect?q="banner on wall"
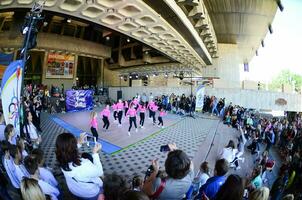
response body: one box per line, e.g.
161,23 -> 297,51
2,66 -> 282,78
46,53 -> 74,79
65,90 -> 93,112
195,85 -> 205,112
1,60 -> 24,133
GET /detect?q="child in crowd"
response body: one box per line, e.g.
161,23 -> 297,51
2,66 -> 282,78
100,105 -> 110,130
149,102 -> 158,125
111,102 -> 118,122
4,124 -> 17,145
116,99 -> 124,127
158,108 -> 166,128
31,148 -> 58,188
9,145 -> 29,187
126,104 -> 138,136
90,111 -> 99,141
138,102 -> 146,128
224,112 -> 231,127
24,155 -> 60,200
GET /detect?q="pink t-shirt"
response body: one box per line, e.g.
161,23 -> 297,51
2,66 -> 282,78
159,111 -> 166,117
150,105 -> 158,112
100,108 -> 110,118
132,98 -> 139,105
124,101 -> 128,108
116,102 -> 124,110
126,108 -> 137,117
148,101 -> 155,109
90,118 -> 98,129
111,104 -> 117,111
139,104 -> 146,113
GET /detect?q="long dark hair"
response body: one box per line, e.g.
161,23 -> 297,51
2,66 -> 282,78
55,133 -> 81,171
214,174 -> 245,200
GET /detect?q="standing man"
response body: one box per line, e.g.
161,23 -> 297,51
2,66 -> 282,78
141,93 -> 147,104
265,128 -> 275,152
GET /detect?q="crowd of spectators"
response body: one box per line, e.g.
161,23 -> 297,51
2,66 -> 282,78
0,88 -> 301,200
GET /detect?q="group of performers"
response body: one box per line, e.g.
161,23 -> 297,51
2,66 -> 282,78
90,98 -> 166,137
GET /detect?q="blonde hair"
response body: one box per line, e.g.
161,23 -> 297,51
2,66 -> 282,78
90,111 -> 97,119
249,187 -> 270,200
21,177 -> 46,200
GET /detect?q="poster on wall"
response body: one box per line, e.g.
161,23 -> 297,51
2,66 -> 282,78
195,85 -> 205,112
65,90 -> 93,112
46,53 -> 74,79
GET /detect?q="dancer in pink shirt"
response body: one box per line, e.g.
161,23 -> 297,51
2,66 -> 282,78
116,99 -> 124,127
158,108 -> 166,128
90,111 -> 99,140
149,103 -> 158,125
111,102 -> 118,122
126,104 -> 138,136
138,102 -> 147,128
124,100 -> 129,116
147,100 -> 155,119
100,105 -> 110,130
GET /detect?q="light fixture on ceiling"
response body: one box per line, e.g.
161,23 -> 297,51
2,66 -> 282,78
67,18 -> 71,23
126,38 -> 130,43
106,36 -> 110,41
129,75 -> 132,79
164,72 -> 168,78
261,40 -> 265,47
135,75 -> 138,78
153,73 -> 156,77
277,0 -> 284,12
268,24 -> 273,34
146,74 -> 149,78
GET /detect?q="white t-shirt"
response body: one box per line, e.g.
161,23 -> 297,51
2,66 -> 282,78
39,167 -> 58,187
62,153 -> 104,198
23,123 -> 39,140
220,147 -> 238,163
38,179 -> 60,200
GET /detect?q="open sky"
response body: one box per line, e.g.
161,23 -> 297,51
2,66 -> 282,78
241,0 -> 302,82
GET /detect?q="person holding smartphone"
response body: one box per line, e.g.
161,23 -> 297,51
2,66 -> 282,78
143,144 -> 194,199
55,132 -> 104,200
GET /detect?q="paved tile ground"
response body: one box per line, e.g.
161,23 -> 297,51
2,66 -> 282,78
6,111 -> 281,199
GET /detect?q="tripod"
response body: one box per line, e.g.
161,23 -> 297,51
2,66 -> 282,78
182,71 -> 199,119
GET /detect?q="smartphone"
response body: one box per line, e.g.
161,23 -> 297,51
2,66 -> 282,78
160,145 -> 170,152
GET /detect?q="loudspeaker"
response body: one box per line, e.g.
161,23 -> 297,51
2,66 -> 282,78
117,90 -> 122,100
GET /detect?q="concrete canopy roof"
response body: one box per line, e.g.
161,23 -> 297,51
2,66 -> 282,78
203,0 -> 278,61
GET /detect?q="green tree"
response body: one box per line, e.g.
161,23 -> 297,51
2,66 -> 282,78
269,69 -> 302,92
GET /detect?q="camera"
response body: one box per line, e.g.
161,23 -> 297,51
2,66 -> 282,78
144,165 -> 154,180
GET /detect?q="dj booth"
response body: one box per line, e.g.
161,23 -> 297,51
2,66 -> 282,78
65,90 -> 94,112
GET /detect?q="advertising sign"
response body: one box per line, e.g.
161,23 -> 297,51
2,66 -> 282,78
46,53 -> 74,79
65,90 -> 93,112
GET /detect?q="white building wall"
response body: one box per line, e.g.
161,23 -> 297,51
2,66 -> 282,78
108,86 -> 302,112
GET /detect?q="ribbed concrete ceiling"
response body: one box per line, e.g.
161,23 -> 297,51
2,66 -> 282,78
0,0 -> 210,71
203,0 -> 278,60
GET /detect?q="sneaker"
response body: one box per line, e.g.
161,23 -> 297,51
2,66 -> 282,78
135,129 -> 138,132
157,125 -> 160,128
230,163 -> 236,168
235,166 -> 241,170
118,124 -> 122,127
128,132 -> 131,136
141,126 -> 144,129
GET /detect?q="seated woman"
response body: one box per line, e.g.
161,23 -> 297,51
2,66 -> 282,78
219,140 -> 242,170
55,132 -> 104,200
23,111 -> 42,149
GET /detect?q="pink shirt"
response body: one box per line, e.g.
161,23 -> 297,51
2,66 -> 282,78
148,101 -> 155,109
111,104 -> 117,111
90,118 -> 98,129
126,108 -> 137,117
100,108 -> 110,118
150,104 -> 158,112
116,102 -> 124,110
159,111 -> 166,117
139,105 -> 146,113
132,99 -> 139,105
124,101 -> 128,108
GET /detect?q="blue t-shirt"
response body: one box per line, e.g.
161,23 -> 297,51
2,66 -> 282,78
197,175 -> 226,199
